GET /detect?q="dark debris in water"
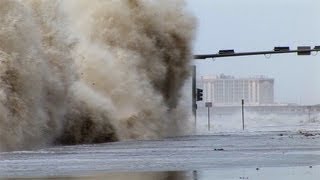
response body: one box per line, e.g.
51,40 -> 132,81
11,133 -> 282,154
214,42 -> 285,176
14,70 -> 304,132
298,131 -> 320,137
239,177 -> 249,179
214,148 -> 224,151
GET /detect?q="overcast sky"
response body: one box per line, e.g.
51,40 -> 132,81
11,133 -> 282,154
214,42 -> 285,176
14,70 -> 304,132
186,0 -> 320,105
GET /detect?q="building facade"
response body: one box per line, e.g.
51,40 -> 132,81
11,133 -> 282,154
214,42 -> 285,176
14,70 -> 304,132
201,74 -> 274,106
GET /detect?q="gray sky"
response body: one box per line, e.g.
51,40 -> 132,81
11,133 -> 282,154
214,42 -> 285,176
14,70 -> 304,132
186,0 -> 320,105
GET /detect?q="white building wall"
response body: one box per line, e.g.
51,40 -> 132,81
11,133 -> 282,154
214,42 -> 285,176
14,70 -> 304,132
201,75 -> 274,106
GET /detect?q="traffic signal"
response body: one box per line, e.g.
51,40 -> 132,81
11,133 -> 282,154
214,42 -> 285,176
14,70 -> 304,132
297,46 -> 311,55
196,88 -> 203,101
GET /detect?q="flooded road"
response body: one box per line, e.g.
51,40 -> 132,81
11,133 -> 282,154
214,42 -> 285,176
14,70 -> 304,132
1,131 -> 320,179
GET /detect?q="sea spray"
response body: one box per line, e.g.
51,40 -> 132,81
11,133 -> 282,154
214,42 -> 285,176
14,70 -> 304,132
0,0 -> 196,152
0,0 -> 74,151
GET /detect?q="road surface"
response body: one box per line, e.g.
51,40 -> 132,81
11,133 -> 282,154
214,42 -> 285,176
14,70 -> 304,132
1,131 -> 320,178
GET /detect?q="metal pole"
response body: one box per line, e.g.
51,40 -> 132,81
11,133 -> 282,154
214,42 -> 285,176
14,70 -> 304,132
193,170 -> 198,180
308,106 -> 311,122
242,99 -> 245,131
208,107 -> 210,131
192,66 -> 197,130
194,49 -> 320,59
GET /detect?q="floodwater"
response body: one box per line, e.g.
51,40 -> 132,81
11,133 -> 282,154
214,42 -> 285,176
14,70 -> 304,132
1,131 -> 320,179
201,166 -> 320,180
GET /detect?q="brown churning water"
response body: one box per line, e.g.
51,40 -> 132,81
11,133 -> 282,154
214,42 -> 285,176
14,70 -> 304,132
0,0 -> 196,152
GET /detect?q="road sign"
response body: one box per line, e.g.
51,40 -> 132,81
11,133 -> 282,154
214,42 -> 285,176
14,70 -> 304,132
205,102 -> 212,107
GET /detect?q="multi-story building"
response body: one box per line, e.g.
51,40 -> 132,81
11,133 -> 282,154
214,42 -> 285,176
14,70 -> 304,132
201,74 -> 274,106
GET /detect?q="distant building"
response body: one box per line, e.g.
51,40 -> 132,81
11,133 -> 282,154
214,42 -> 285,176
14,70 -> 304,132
201,74 -> 274,106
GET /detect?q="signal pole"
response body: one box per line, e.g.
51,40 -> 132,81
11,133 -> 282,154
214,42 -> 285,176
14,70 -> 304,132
194,46 -> 320,60
192,46 -> 319,132
192,66 -> 197,129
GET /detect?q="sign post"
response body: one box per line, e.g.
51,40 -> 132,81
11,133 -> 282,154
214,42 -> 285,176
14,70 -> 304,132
205,102 -> 213,131
242,99 -> 245,131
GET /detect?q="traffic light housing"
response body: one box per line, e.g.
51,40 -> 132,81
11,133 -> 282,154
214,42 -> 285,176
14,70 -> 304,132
297,46 -> 311,55
196,88 -> 203,101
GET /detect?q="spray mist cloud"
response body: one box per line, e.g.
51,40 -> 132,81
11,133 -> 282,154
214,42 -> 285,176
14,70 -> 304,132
0,0 -> 196,152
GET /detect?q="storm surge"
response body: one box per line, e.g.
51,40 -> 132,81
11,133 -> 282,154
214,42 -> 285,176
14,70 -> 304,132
0,0 -> 196,151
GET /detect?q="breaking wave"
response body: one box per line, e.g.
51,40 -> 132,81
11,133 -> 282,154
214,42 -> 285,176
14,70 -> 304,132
0,0 -> 196,151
